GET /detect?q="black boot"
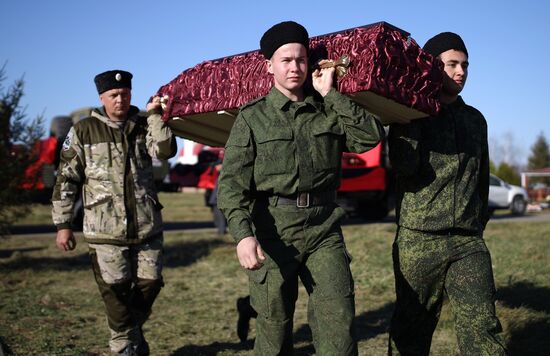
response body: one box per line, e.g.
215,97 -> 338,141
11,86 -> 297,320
118,343 -> 137,356
136,327 -> 150,356
236,296 -> 257,343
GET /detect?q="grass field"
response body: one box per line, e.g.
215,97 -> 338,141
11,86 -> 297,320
1,192 -> 549,355
11,191 -> 214,226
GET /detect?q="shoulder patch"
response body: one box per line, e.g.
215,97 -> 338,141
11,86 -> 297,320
62,131 -> 73,151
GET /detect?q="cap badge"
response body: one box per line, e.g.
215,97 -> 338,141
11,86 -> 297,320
115,73 -> 122,81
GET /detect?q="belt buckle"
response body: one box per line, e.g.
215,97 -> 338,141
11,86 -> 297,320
296,193 -> 310,208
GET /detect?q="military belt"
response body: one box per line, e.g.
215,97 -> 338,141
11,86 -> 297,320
276,191 -> 337,208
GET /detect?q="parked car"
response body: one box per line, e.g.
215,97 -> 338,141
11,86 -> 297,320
488,174 -> 528,216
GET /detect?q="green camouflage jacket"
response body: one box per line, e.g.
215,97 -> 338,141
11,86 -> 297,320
388,96 -> 490,233
51,106 -> 176,245
218,87 -> 384,242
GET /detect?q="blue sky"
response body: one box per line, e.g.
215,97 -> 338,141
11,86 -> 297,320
1,0 -> 548,166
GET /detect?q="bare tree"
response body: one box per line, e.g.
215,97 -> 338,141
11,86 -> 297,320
489,131 -> 525,169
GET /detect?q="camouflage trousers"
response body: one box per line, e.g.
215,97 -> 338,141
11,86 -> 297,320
89,235 -> 163,353
388,227 -> 507,355
248,199 -> 357,356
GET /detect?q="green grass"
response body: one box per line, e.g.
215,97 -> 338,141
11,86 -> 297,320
13,191 -> 214,226
13,190 -> 550,227
1,194 -> 549,355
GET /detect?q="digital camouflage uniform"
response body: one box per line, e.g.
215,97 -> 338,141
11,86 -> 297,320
52,106 -> 176,353
388,96 -> 507,355
218,87 -> 384,355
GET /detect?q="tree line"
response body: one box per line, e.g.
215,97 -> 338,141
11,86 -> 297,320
491,132 -> 550,186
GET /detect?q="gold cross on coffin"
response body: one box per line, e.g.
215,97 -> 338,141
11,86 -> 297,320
316,55 -> 351,78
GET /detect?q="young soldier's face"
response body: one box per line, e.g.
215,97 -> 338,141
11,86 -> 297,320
267,43 -> 308,97
439,49 -> 469,96
100,87 -> 132,120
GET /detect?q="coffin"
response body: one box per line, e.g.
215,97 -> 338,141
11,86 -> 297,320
155,22 -> 443,147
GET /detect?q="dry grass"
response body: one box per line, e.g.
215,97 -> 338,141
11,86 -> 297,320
13,191 -> 213,226
1,194 -> 549,355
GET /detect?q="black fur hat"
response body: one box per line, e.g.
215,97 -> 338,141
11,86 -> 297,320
260,21 -> 309,59
423,32 -> 468,58
94,70 -> 133,94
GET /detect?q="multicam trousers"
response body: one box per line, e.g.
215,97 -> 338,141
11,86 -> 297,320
89,235 -> 163,353
247,199 -> 357,356
388,227 -> 507,355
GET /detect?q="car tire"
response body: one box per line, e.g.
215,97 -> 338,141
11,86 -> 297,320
510,195 -> 526,216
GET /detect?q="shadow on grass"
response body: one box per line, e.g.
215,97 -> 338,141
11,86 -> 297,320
497,281 -> 550,313
7,221 -> 214,235
0,246 -> 45,258
163,238 -> 231,269
507,319 -> 550,356
497,281 -> 550,356
0,252 -> 90,271
170,302 -> 394,355
355,302 -> 393,340
171,341 -> 251,355
0,237 -> 232,272
0,336 -> 13,356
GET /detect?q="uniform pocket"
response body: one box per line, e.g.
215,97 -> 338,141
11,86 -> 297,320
82,191 -> 125,237
135,193 -> 163,231
85,142 -> 113,179
246,266 -> 268,284
83,194 -> 112,209
255,128 -> 295,176
311,121 -> 343,172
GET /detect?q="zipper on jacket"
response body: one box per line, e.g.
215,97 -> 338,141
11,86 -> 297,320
450,105 -> 460,229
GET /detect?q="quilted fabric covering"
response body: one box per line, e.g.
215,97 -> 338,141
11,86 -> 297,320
155,22 -> 443,145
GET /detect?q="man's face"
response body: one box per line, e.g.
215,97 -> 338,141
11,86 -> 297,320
267,43 -> 308,97
439,49 -> 468,96
99,87 -> 131,120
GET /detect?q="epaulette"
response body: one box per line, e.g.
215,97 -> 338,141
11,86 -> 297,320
73,115 -> 94,128
239,96 -> 266,112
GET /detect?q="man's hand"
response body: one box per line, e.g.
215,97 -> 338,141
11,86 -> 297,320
312,60 -> 336,97
146,96 -> 162,112
56,229 -> 76,251
236,236 -> 266,270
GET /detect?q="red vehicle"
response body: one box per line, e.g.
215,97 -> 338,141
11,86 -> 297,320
168,145 -> 223,190
20,135 -> 58,192
20,114 -> 83,227
181,142 -> 393,220
19,116 -> 73,203
337,140 -> 394,219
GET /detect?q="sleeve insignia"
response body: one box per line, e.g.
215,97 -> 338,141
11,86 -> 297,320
62,131 -> 73,151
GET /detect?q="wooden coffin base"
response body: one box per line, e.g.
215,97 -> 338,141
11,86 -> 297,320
166,91 -> 427,147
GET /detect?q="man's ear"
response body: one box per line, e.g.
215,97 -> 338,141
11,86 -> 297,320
266,59 -> 273,74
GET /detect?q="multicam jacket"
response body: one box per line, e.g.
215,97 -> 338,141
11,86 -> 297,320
52,106 -> 176,245
218,87 -> 384,242
388,96 -> 490,233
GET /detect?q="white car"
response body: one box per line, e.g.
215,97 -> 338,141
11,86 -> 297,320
488,174 -> 528,216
